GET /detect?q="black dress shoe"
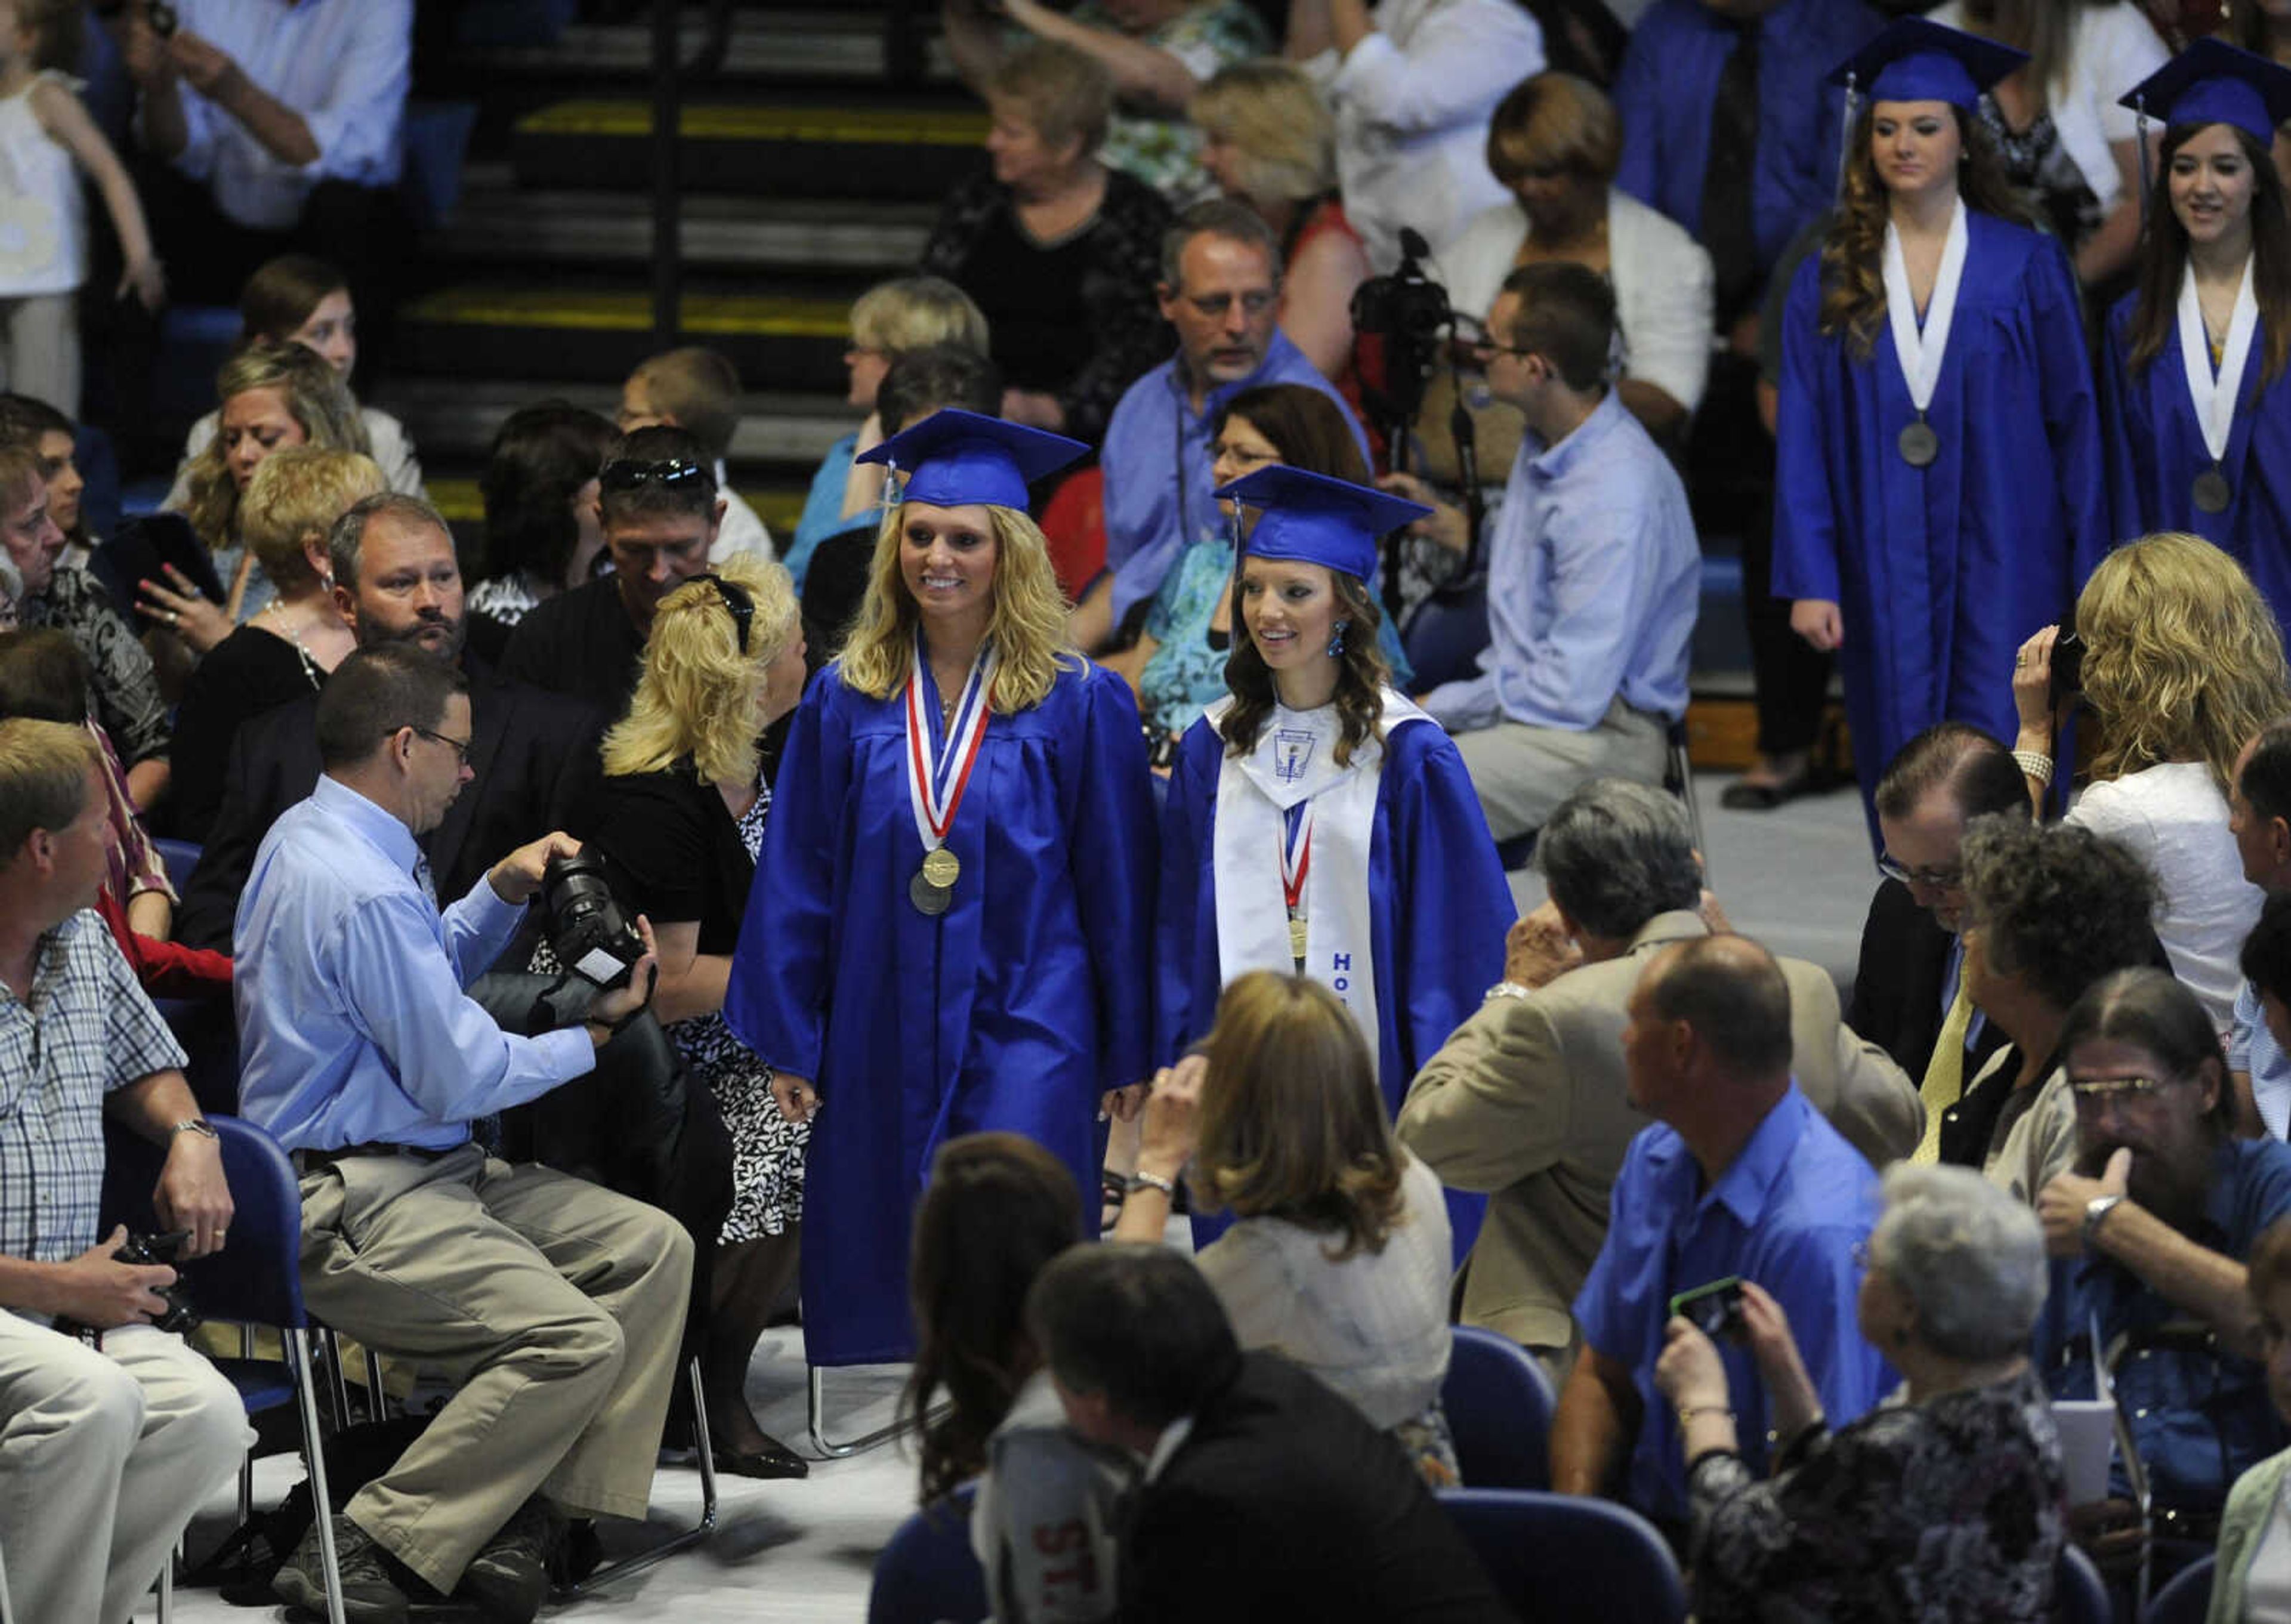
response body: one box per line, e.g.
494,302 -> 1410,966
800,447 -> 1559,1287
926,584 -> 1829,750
713,1431 -> 811,1478
459,1498 -> 557,1623
273,1515 -> 411,1624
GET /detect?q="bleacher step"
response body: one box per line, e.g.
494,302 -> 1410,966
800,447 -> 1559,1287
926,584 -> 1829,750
511,100 -> 987,198
438,169 -> 933,273
455,14 -> 958,85
399,285 -> 857,391
378,377 -> 854,470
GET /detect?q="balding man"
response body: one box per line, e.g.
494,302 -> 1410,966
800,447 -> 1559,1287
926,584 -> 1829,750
1397,777 -> 1915,1373
1550,933 -> 1892,1536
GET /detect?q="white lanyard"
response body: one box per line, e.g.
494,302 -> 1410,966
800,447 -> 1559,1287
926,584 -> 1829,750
2178,255 -> 2258,465
903,643 -> 996,857
1881,197 -> 1970,414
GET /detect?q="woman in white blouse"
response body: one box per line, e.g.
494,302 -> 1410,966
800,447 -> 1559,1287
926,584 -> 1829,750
2012,532 -> 2289,1032
1285,0 -> 1546,273
1112,970 -> 1458,1485
1444,70 -> 1715,443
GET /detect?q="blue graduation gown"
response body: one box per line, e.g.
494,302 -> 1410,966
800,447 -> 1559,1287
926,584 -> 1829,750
1155,712 -> 1513,1256
724,657 -> 1157,1366
2101,286 -> 2291,633
1772,210 -> 2108,836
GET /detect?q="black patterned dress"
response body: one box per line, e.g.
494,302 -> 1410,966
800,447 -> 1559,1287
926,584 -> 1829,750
1687,1366 -> 2067,1623
557,764 -> 807,1243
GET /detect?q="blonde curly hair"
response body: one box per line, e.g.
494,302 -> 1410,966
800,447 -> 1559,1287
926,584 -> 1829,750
2077,532 -> 2291,792
836,501 -> 1078,712
600,552 -> 801,788
181,341 -> 369,554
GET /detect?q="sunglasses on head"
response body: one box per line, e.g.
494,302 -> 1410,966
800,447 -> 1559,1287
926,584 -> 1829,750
599,457 -> 709,495
688,572 -> 753,654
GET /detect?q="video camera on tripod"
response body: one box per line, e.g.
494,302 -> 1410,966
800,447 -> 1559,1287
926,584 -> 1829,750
1349,227 -> 1487,612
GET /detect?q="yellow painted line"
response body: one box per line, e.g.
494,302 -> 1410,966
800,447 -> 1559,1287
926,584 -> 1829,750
516,100 -> 987,146
430,476 -> 805,536
404,288 -> 850,339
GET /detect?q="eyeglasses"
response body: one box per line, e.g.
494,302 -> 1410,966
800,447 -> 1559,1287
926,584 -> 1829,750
2069,1074 -> 2172,1106
687,572 -> 754,655
1876,854 -> 1963,889
412,726 -> 472,765
1182,290 -> 1278,319
599,457 -> 709,495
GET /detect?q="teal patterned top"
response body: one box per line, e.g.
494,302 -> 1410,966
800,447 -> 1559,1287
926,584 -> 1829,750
1076,0 -> 1270,208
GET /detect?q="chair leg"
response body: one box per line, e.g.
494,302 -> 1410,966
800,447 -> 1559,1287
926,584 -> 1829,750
155,1542 -> 172,1624
808,1364 -> 918,1458
317,1329 -> 352,1434
288,1329 -> 350,1624
550,1357 -> 719,1600
363,1347 -> 388,1424
238,1325 -> 257,1526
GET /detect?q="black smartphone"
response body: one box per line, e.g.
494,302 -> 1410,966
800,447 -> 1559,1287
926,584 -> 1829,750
2049,631 -> 2085,708
1669,1276 -> 1746,1340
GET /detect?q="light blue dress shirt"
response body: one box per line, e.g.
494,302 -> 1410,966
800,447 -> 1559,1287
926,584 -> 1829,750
1422,388 -> 1700,735
2233,977 -> 2291,1141
788,429 -> 866,589
1573,1085 -> 1891,1526
233,776 -> 593,1153
1099,329 -> 1368,626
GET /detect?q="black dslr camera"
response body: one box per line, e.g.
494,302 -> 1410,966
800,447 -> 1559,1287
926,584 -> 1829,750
541,853 -> 644,989
63,1229 -> 200,1338
1351,227 -> 1454,430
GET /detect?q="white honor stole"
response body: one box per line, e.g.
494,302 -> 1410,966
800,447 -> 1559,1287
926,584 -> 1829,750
1207,688 -> 1431,1082
2178,254 -> 2258,464
1881,196 -> 1969,414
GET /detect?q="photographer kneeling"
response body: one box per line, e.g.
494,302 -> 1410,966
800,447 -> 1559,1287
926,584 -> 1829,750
0,717 -> 251,1624
233,644 -> 694,1624
1654,1163 -> 2065,1622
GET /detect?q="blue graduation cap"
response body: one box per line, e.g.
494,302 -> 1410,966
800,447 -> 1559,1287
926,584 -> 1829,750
2120,39 -> 2291,145
1215,465 -> 1431,583
854,408 -> 1089,510
1826,17 -> 2027,109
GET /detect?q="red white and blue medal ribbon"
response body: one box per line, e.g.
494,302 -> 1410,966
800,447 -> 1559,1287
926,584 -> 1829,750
1280,801 -> 1313,961
905,643 -> 996,881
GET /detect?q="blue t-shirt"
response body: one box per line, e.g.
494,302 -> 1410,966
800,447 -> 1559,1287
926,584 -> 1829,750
2032,1137 -> 2291,1511
1574,1086 -> 1891,1524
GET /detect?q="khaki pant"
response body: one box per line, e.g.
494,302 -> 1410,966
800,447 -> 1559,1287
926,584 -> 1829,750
297,1147 -> 693,1592
0,291 -> 79,416
1453,698 -> 1670,842
0,1317 -> 251,1624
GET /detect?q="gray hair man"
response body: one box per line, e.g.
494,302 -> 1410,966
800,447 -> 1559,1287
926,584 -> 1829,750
1398,777 -> 1919,1372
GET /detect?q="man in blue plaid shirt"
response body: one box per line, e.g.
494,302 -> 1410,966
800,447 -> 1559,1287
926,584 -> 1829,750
0,718 -> 249,1624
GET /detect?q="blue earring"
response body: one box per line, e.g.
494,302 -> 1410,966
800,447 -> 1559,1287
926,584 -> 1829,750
1327,620 -> 1350,659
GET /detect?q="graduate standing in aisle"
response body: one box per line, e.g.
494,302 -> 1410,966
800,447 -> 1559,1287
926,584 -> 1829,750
2103,41 -> 2291,635
1774,17 -> 2110,838
1153,465 -> 1511,1248
724,410 -> 1156,1367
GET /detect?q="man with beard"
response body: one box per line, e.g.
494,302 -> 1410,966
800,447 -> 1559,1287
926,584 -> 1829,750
174,492 -> 600,951
2032,967 -> 2291,1563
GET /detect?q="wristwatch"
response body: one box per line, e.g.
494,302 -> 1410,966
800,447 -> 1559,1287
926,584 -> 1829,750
168,1119 -> 218,1142
2083,1193 -> 2125,1249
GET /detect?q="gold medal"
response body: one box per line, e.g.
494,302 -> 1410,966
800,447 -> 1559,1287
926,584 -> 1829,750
922,847 -> 961,888
1288,917 -> 1308,961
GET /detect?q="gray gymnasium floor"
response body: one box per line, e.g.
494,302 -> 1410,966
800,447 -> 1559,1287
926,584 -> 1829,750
147,772 -> 1881,1623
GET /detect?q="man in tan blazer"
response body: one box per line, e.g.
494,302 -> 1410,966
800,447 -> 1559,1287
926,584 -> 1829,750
1397,778 -> 1919,1373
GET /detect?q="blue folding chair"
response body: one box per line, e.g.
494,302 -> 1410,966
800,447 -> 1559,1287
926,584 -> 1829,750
153,838 -> 200,897
2058,1543 -> 2112,1624
1441,1326 -> 1556,1490
102,1114 -> 349,1624
1438,1487 -> 1685,1623
868,1484 -> 986,1624
2143,1552 -> 2215,1624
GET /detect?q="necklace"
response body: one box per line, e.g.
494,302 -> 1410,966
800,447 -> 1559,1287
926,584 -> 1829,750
261,600 -> 326,691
